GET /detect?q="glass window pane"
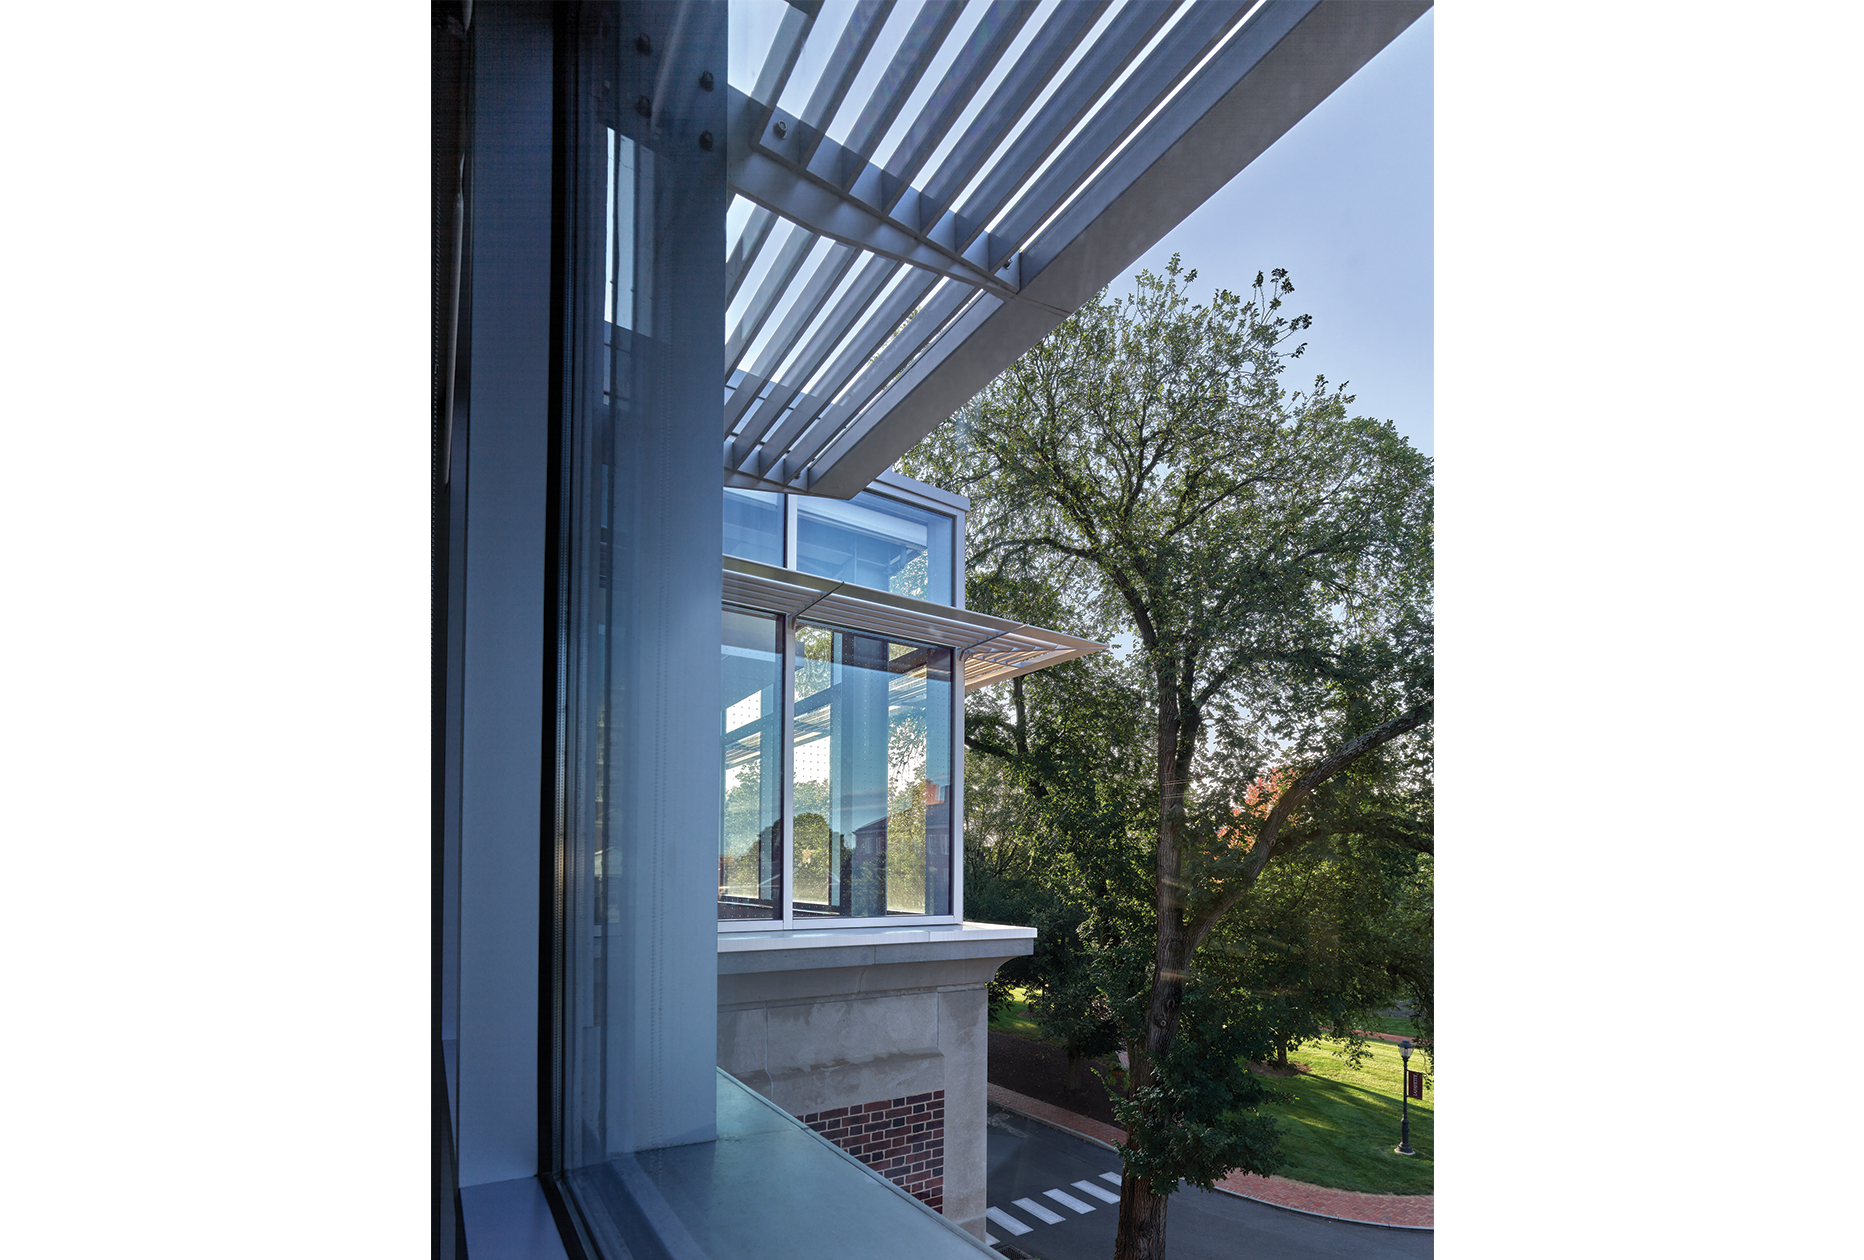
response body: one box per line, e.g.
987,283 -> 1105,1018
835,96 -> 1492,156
723,487 -> 784,566
721,608 -> 784,920
605,129 -> 636,331
794,491 -> 953,603
792,623 -> 952,919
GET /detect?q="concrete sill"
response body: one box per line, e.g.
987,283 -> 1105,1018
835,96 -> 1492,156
717,921 -> 1037,952
564,1071 -> 996,1258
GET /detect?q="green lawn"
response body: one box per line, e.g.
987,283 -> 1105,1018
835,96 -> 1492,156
990,987 -> 1431,1195
987,986 -> 1048,1042
1253,1037 -> 1432,1195
1349,1011 -> 1427,1039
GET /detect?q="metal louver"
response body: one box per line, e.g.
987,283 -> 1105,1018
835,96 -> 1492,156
722,0 -> 1430,498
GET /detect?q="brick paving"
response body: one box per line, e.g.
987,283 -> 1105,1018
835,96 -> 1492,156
986,1082 -> 1433,1229
987,1083 -> 1127,1149
986,1032 -> 1122,1126
1212,1169 -> 1433,1228
1346,1028 -> 1426,1046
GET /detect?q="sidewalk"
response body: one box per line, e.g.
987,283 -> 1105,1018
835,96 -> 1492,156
1340,1028 -> 1427,1047
986,1082 -> 1433,1230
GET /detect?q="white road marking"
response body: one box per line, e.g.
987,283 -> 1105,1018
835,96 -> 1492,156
1012,1197 -> 1066,1225
985,1234 -> 998,1246
985,1207 -> 1032,1237
1098,1171 -> 1123,1186
1073,1179 -> 1122,1204
1044,1188 -> 1096,1214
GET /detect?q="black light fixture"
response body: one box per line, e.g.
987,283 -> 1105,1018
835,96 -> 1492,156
1395,1039 -> 1416,1156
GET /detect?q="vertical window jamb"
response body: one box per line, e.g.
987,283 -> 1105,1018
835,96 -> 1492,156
951,506 -> 967,611
780,611 -> 797,929
950,648 -> 965,922
949,503 -> 966,916
783,493 -> 799,569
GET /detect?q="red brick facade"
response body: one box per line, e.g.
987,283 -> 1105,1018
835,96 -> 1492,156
800,1090 -> 946,1212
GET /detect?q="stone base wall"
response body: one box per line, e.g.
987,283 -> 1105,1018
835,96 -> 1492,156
716,933 -> 1032,1241
803,1090 -> 946,1211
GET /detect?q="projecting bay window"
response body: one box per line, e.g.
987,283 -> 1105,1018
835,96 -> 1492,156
717,473 -> 1100,930
719,609 -> 955,926
793,624 -> 953,920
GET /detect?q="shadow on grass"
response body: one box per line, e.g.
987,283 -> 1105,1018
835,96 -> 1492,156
1252,1042 -> 1433,1195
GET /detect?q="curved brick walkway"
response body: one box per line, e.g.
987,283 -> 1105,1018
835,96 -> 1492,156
1212,1170 -> 1432,1228
986,1083 -> 1433,1230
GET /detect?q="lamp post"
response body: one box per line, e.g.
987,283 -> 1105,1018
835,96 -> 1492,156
1395,1039 -> 1416,1156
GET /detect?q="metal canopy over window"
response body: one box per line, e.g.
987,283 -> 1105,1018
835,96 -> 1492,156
723,556 -> 1104,691
722,0 -> 1429,498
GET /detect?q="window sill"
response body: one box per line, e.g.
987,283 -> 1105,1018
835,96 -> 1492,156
716,921 -> 1034,978
563,1070 -> 996,1258
718,920 -> 1032,953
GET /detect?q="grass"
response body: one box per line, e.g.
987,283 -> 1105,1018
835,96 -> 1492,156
989,986 -> 1432,1195
987,986 -> 1049,1042
1348,1010 -> 1428,1040
1252,1036 -> 1432,1195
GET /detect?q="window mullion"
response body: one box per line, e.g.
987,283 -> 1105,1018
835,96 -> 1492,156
781,612 -> 797,929
951,650 -> 964,922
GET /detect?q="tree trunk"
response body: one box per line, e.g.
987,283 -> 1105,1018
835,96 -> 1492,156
1114,1172 -> 1169,1260
1064,1045 -> 1084,1095
1112,689 -> 1197,1260
1275,1039 -> 1288,1070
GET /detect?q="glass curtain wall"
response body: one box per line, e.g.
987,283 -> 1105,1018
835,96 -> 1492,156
792,624 -> 952,920
724,487 -> 954,604
552,0 -> 728,1220
795,490 -> 953,603
723,488 -> 783,565
720,607 -> 782,920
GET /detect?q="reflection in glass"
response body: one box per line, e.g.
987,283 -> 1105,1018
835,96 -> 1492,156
792,623 -> 951,919
795,491 -> 953,604
605,128 -> 635,331
723,488 -> 783,566
720,608 -> 783,920
794,488 -> 954,603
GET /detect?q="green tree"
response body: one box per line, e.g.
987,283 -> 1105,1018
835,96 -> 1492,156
1214,795 -> 1429,1070
903,259 -> 1433,1260
962,661 -> 1148,1092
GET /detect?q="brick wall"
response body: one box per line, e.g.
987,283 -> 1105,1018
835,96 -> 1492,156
801,1090 -> 946,1212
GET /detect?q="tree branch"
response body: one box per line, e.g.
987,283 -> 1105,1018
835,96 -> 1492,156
1185,698 -> 1433,950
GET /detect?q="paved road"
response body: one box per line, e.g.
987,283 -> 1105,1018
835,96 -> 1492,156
984,1105 -> 1432,1260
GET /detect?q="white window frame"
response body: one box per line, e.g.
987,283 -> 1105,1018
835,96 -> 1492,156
720,598 -> 964,933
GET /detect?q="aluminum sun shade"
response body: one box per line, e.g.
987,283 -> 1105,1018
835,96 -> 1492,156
721,0 -> 1429,498
723,557 -> 1105,692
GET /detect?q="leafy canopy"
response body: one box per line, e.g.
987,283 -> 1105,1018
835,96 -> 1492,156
903,258 -> 1432,1213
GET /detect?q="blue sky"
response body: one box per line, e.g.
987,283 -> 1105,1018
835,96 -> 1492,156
1120,9 -> 1433,457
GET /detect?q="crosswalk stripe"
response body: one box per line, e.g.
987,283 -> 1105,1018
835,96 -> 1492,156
1098,1172 -> 1123,1187
985,1234 -> 998,1246
985,1207 -> 1032,1237
1073,1179 -> 1122,1204
1044,1188 -> 1096,1214
1012,1197 -> 1066,1225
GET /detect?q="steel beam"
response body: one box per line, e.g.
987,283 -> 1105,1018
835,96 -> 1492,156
727,86 -> 1022,295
